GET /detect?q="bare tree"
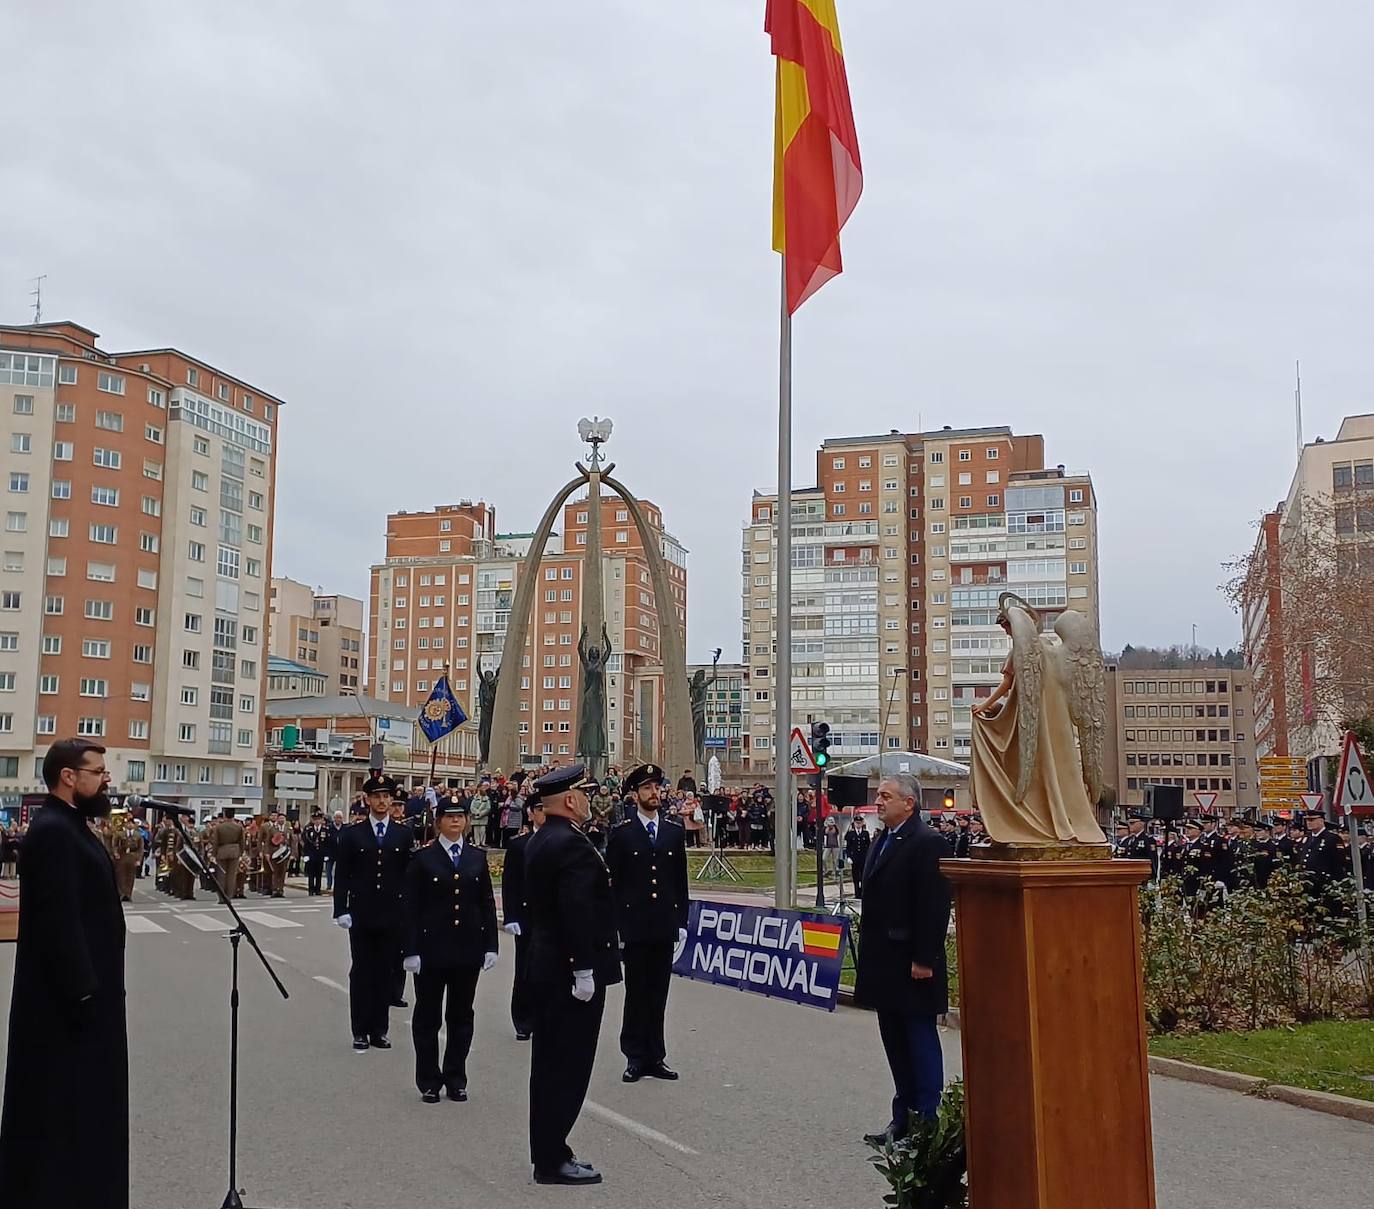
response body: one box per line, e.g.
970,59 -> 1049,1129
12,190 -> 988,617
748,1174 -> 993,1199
1223,491 -> 1374,746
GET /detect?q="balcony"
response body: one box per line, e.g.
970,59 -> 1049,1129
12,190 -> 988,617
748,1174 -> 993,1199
823,521 -> 879,543
827,554 -> 876,568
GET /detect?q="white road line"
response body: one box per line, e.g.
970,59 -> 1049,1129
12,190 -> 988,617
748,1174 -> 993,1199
313,975 -> 348,994
238,911 -> 303,929
125,916 -> 169,934
176,913 -> 234,932
261,950 -> 286,963
583,1101 -> 699,1156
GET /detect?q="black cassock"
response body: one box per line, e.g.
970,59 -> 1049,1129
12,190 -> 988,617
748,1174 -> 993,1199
0,798 -> 128,1209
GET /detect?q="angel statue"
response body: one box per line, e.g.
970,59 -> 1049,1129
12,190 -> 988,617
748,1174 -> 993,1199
969,593 -> 1108,848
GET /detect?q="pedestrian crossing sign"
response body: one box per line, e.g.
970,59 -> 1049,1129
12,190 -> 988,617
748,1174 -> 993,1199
788,727 -> 818,774
1335,731 -> 1374,817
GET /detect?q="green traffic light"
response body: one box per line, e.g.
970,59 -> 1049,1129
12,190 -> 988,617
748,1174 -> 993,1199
815,750 -> 829,767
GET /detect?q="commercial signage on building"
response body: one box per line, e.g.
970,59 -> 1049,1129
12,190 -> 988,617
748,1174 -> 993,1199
672,899 -> 850,1012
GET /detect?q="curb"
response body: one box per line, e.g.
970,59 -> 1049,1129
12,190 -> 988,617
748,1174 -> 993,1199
1146,1055 -> 1374,1125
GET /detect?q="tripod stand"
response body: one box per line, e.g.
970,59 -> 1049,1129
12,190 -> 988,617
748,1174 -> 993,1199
168,811 -> 290,1209
695,811 -> 742,883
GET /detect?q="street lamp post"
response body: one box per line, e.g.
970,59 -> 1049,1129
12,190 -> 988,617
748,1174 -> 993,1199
879,668 -> 908,784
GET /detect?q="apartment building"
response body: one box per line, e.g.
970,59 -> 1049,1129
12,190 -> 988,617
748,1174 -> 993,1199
1242,415 -> 1374,762
1104,667 -> 1259,815
268,576 -> 363,695
367,495 -> 688,770
0,321 -> 280,815
742,425 -> 1099,774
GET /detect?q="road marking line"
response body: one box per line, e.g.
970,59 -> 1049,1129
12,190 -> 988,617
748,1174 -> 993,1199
238,911 -> 303,929
584,1101 -> 699,1156
176,913 -> 234,932
125,916 -> 169,934
261,950 -> 286,963
313,975 -> 348,994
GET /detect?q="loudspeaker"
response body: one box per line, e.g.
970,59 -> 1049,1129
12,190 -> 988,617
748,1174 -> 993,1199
1145,784 -> 1184,821
826,776 -> 869,808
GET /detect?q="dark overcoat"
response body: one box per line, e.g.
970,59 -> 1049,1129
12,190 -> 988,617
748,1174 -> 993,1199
0,798 -> 128,1208
852,815 -> 952,1017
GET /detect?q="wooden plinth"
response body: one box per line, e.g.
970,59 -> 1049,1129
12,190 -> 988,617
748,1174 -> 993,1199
943,858 -> 1156,1209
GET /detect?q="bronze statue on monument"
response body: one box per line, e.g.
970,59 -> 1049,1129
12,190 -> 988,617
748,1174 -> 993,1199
474,655 -> 500,769
576,623 -> 612,777
689,647 -> 721,766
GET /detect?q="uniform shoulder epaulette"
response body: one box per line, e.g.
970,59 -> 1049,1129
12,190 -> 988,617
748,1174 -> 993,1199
614,818 -> 633,828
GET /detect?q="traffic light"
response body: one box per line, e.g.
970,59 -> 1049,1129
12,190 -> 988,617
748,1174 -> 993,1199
810,721 -> 831,769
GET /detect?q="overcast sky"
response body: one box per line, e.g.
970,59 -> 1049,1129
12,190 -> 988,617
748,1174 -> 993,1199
5,2 -> 1371,662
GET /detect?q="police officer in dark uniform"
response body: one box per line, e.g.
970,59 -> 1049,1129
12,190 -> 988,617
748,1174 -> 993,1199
502,795 -> 545,1041
1199,814 -> 1228,890
605,763 -> 690,1084
1274,819 -> 1295,863
402,797 -> 498,1103
333,774 -> 415,1052
1301,809 -> 1345,899
1180,820 -> 1206,898
301,811 -> 329,895
1250,820 -> 1277,889
524,764 -> 620,1186
1116,810 -> 1159,879
1160,828 -> 1184,879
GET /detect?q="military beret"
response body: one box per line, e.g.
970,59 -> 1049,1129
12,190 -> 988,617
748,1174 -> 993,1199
532,763 -> 593,798
436,797 -> 469,817
623,764 -> 664,794
362,774 -> 398,795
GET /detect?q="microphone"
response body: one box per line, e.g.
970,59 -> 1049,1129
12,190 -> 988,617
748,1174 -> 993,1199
124,794 -> 196,816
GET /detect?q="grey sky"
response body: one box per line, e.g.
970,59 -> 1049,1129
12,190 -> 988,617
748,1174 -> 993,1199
4,2 -> 1370,662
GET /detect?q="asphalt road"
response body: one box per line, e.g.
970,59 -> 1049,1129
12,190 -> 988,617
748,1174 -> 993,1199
1,883 -> 1370,1208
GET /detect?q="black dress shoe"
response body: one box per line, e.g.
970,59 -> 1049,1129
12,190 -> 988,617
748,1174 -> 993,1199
644,1062 -> 679,1081
352,1037 -> 369,1053
515,1031 -> 532,1041
420,1089 -> 441,1104
390,998 -> 408,1008
534,1161 -> 602,1185
446,1085 -> 468,1102
863,1130 -> 893,1148
369,1035 -> 392,1049
622,1065 -> 643,1083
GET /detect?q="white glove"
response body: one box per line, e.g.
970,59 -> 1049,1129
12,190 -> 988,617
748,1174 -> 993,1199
403,955 -> 421,974
677,928 -> 687,944
336,914 -> 353,929
504,922 -> 522,937
482,951 -> 498,972
571,969 -> 595,1002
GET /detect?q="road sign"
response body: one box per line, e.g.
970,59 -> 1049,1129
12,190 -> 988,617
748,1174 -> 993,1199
1192,791 -> 1218,813
1298,793 -> 1325,814
1334,731 -> 1374,817
788,727 -> 818,774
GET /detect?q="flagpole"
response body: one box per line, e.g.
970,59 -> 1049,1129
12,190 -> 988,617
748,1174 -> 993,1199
774,258 -> 794,909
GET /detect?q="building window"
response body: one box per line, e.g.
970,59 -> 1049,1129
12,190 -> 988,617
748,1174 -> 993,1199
91,485 -> 119,507
8,473 -> 27,494
1069,489 -> 1084,503
97,372 -> 125,396
92,447 -> 121,469
987,495 -> 1000,507
145,424 -> 164,444
958,449 -> 971,461
95,409 -> 124,430
84,599 -> 113,620
89,524 -> 117,544
179,724 -> 196,743
53,439 -> 72,459
76,717 -> 106,737
51,479 -> 71,499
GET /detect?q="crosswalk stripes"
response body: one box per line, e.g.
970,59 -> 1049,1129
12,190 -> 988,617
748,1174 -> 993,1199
125,915 -> 169,934
238,911 -> 303,930
176,913 -> 234,932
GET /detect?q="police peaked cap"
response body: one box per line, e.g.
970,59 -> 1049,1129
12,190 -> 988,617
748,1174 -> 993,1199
532,763 -> 594,798
362,774 -> 399,795
1128,809 -> 1152,821
623,764 -> 664,794
435,797 -> 469,817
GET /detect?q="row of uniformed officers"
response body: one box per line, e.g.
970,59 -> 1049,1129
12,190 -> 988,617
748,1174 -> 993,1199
331,761 -> 689,1187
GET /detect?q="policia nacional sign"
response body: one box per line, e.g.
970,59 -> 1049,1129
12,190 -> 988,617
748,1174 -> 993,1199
672,899 -> 851,1012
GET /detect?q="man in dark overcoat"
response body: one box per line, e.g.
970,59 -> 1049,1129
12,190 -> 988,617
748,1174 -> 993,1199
0,739 -> 128,1209
853,772 -> 952,1145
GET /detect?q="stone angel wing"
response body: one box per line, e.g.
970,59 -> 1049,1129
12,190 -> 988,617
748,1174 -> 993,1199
1007,605 -> 1043,804
1053,610 -> 1106,803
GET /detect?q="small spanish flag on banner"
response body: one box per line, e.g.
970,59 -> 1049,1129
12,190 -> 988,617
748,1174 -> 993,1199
800,920 -> 845,957
767,0 -> 863,313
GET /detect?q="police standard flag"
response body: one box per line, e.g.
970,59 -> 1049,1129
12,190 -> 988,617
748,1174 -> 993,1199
418,675 -> 467,743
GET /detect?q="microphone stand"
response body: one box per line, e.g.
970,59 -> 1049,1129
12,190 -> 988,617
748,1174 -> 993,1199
166,810 -> 290,1209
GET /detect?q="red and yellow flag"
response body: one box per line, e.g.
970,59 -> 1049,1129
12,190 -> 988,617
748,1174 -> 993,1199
800,920 -> 844,957
767,0 -> 862,313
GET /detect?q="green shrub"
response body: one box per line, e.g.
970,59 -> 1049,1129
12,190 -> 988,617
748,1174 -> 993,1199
867,1080 -> 967,1209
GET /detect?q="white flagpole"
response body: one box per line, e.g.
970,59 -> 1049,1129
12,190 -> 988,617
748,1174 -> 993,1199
774,259 -> 794,909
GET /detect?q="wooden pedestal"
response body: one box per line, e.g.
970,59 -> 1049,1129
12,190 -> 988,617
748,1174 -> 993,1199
943,859 -> 1156,1209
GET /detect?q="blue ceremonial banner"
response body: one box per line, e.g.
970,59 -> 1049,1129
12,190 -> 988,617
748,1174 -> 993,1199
417,675 -> 467,744
672,898 -> 851,1012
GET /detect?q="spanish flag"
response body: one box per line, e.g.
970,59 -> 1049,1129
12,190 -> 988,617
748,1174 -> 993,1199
800,920 -> 845,958
767,0 -> 863,313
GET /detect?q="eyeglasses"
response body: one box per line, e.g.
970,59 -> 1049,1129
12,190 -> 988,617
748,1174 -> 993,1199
76,765 -> 109,778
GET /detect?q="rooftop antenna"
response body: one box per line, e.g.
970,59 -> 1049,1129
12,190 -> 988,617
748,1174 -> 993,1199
29,275 -> 46,324
1294,359 -> 1303,457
